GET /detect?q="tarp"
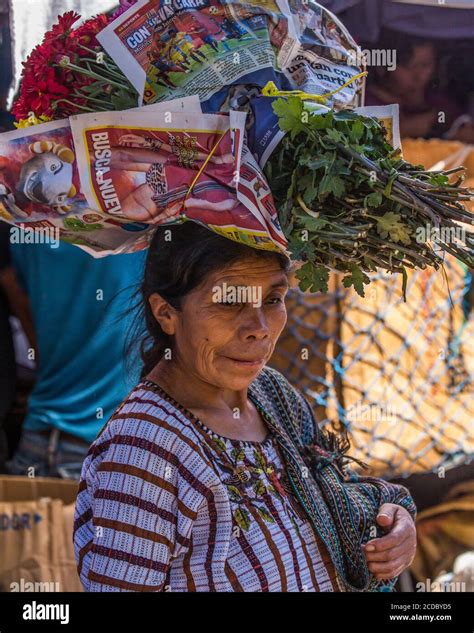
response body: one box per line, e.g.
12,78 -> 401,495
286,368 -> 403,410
318,0 -> 474,41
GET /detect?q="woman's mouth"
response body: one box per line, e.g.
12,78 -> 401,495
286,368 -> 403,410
223,356 -> 266,367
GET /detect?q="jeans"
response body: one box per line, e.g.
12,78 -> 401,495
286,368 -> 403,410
5,428 -> 90,480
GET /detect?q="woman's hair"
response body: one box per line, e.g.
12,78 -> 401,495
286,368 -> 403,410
368,28 -> 435,85
126,221 -> 292,380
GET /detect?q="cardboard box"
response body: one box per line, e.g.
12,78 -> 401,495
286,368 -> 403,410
0,475 -> 83,592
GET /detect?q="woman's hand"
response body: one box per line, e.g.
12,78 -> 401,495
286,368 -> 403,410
362,503 -> 417,581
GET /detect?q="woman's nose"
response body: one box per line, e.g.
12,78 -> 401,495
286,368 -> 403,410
241,306 -> 270,339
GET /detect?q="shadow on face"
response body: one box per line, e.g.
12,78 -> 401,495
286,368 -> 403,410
151,255 -> 289,391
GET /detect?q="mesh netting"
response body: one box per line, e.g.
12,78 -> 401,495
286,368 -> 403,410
270,139 -> 474,479
270,256 -> 473,479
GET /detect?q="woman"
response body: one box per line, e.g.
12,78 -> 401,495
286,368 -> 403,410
365,30 -> 474,142
74,221 -> 416,592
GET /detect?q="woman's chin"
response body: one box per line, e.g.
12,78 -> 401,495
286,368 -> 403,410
216,356 -> 267,385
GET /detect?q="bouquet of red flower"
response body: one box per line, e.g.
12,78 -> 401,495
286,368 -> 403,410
12,11 -> 138,126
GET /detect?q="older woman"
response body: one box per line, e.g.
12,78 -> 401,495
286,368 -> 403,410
74,221 -> 416,592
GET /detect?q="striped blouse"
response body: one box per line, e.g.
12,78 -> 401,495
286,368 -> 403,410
74,369 -> 343,592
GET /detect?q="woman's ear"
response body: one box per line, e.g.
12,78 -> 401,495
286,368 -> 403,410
148,293 -> 177,336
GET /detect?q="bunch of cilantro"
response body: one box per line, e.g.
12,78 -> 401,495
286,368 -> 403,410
264,98 -> 474,299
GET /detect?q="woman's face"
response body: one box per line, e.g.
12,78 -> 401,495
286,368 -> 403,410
389,43 -> 435,96
152,257 -> 289,391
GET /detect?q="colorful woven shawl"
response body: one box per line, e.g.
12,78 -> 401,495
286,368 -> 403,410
247,366 -> 417,592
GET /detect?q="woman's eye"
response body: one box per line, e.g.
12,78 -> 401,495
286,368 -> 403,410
220,300 -> 240,307
267,296 -> 284,304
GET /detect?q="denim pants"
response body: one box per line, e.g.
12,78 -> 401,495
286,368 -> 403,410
5,428 -> 91,480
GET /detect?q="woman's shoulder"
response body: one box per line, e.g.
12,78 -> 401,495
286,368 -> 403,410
251,366 -> 309,425
87,380 -> 213,471
252,366 -> 320,446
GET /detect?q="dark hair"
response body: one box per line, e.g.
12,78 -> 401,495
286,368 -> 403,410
380,29 -> 433,67
126,221 -> 292,380
368,28 -> 435,86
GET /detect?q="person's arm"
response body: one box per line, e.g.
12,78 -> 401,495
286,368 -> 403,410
0,265 -> 37,351
75,418 -> 203,591
399,110 -> 437,139
109,145 -> 164,170
118,134 -> 171,153
298,391 -> 416,585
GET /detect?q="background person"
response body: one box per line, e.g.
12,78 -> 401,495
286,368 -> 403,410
5,238 -> 146,479
365,29 -> 474,141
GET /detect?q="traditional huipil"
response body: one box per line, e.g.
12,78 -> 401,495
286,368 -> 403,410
74,366 -> 416,592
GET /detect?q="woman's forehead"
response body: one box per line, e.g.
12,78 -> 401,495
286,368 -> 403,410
206,259 -> 289,287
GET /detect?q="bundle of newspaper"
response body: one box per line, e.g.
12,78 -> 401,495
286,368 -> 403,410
97,0 -> 366,166
99,1 -> 473,299
1,0 -> 364,257
0,97 -> 285,255
4,0 -> 471,298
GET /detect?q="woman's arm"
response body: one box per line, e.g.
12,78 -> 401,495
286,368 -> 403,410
298,391 -> 417,585
75,420 -> 202,591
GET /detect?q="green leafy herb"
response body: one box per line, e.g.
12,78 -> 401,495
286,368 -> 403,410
265,98 -> 474,301
342,265 -> 371,298
373,212 -> 412,245
271,97 -> 307,139
295,262 -> 330,294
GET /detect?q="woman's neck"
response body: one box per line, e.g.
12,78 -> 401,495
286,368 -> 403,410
147,359 -> 250,415
146,359 -> 269,442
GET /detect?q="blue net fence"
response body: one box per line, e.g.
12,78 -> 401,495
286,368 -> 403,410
270,254 -> 473,479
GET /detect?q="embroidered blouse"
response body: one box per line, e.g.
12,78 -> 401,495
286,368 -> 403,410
74,366 -> 416,592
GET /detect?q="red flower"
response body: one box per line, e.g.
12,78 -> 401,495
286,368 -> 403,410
19,67 -> 71,117
73,14 -> 109,52
27,43 -> 57,75
11,94 -> 29,120
12,9 -> 133,120
43,11 -> 81,43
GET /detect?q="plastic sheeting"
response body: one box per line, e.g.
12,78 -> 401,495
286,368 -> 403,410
318,0 -> 474,42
